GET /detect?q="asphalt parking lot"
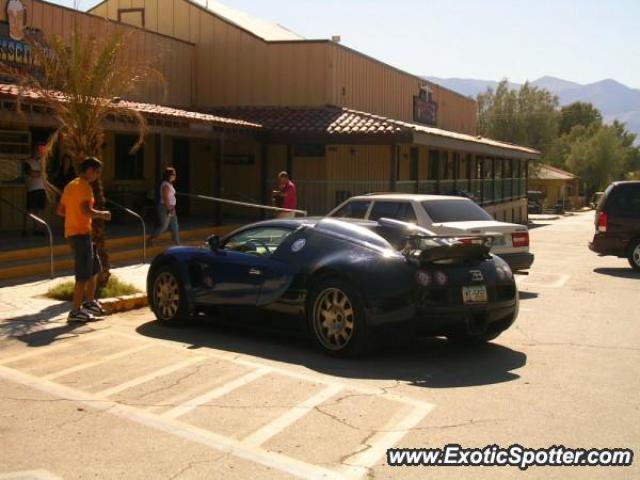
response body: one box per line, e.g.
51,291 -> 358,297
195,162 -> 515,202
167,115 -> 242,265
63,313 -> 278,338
0,211 -> 638,480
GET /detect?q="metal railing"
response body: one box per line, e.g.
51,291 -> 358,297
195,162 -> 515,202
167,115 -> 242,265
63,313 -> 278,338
268,180 -> 391,215
0,194 -> 54,278
106,199 -> 147,264
178,192 -> 308,216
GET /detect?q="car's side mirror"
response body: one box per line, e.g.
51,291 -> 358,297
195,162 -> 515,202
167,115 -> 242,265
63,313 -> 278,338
207,234 -> 220,251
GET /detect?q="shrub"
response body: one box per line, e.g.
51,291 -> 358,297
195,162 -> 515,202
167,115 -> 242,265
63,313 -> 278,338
46,275 -> 140,301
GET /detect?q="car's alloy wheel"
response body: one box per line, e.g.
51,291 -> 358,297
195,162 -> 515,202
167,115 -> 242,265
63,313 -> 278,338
313,287 -> 355,351
307,278 -> 372,357
629,240 -> 640,271
153,271 -> 180,320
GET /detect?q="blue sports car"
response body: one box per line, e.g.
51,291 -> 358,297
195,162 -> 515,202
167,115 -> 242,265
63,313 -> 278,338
147,217 -> 518,357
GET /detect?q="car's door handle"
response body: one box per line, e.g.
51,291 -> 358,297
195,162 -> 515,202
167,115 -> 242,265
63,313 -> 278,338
248,268 -> 263,276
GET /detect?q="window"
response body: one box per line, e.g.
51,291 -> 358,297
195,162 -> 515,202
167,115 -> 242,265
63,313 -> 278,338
428,150 -> 440,180
607,186 -> 640,216
421,198 -> 493,222
331,200 -> 371,219
115,135 -> 144,180
369,202 -> 417,223
223,227 -> 293,256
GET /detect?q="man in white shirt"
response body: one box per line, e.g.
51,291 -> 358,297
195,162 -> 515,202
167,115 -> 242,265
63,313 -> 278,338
23,143 -> 47,236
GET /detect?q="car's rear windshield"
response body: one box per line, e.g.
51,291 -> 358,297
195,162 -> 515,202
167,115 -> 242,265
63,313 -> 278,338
422,199 -> 493,222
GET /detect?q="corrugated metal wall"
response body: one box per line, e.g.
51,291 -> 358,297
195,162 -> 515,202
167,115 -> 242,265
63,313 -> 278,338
90,0 -> 476,135
330,44 -> 476,134
10,0 -> 194,107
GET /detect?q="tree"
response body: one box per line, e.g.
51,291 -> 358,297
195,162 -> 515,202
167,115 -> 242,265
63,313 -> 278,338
477,79 -> 559,152
564,125 -> 628,192
1,24 -> 162,284
558,102 -> 602,136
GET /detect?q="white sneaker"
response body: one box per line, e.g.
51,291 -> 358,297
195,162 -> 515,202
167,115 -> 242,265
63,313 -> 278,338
82,300 -> 106,317
67,308 -> 94,323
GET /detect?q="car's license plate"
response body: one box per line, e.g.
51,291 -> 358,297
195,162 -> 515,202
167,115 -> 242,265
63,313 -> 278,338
462,285 -> 488,304
492,236 -> 506,246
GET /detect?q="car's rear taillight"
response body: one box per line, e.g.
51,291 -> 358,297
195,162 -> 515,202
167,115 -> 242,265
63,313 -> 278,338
597,211 -> 608,232
511,232 -> 529,248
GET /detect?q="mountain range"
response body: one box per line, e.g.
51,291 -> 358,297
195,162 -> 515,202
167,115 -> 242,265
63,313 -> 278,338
424,75 -> 640,142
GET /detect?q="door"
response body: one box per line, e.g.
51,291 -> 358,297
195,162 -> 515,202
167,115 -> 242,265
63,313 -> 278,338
195,226 -> 295,306
172,138 -> 190,217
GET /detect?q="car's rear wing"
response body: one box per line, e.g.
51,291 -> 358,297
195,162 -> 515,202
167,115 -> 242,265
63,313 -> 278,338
376,217 -> 495,264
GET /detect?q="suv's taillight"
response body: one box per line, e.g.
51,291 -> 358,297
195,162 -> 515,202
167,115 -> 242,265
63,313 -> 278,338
598,211 -> 608,232
511,232 -> 529,248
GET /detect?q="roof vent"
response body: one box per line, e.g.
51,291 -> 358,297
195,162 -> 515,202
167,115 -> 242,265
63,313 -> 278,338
331,35 -> 341,43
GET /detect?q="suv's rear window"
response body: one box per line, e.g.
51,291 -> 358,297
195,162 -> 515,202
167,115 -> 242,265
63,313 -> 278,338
604,184 -> 640,216
422,199 -> 493,222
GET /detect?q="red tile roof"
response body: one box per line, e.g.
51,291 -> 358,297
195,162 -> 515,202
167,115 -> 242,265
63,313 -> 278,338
0,83 -> 261,130
213,106 -> 540,155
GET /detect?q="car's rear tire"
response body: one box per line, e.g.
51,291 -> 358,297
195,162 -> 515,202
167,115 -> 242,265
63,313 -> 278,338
628,239 -> 640,272
306,278 -> 373,358
149,265 -> 190,326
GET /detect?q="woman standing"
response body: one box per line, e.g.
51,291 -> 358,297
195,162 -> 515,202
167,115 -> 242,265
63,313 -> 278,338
148,167 -> 180,246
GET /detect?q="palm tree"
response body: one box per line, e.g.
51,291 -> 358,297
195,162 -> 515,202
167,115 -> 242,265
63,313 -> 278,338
1,22 -> 163,284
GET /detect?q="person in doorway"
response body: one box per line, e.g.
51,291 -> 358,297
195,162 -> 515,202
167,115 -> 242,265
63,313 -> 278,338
55,154 -> 77,190
22,143 -> 47,236
272,171 -> 297,218
148,167 -> 180,246
57,157 -> 112,323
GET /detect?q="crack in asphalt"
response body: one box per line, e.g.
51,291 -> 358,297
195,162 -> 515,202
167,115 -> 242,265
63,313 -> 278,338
52,406 -> 102,430
167,456 -> 227,480
130,363 -> 208,401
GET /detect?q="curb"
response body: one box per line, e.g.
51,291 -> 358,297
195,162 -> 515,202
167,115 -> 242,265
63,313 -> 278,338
101,293 -> 148,315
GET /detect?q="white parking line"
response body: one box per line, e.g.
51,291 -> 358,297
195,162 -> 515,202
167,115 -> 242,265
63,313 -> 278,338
0,365 -> 345,480
98,356 -> 207,397
162,367 -> 272,420
108,330 -> 434,410
43,345 -> 153,381
340,403 -> 434,478
243,384 -> 343,447
0,331 -> 111,365
0,470 -> 63,480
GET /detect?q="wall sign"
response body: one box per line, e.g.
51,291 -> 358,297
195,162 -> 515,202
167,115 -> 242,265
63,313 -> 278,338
413,84 -> 438,126
6,0 -> 25,41
1,1 -> 43,77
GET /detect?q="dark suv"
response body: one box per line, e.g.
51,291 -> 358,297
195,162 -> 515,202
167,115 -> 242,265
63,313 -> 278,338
589,181 -> 640,271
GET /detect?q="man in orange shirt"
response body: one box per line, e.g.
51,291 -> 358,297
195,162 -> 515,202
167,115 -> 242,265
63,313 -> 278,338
57,157 -> 112,323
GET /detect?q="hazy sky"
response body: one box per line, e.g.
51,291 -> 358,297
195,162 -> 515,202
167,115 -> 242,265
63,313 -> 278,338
56,0 -> 640,88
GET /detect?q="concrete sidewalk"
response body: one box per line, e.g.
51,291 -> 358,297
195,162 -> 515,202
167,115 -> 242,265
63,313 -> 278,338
0,264 -> 149,337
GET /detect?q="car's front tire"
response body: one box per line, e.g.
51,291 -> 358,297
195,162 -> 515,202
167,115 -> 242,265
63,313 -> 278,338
306,278 -> 372,358
627,239 -> 640,272
149,265 -> 190,326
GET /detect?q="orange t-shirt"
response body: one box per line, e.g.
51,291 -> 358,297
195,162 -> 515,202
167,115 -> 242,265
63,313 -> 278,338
60,177 -> 94,237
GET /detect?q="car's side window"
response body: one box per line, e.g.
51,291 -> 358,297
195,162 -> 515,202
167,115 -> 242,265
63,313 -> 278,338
332,200 -> 371,219
224,227 -> 293,256
369,202 -> 417,223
